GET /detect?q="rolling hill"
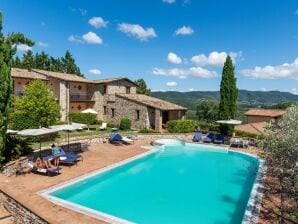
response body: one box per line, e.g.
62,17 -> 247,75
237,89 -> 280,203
152,90 -> 298,111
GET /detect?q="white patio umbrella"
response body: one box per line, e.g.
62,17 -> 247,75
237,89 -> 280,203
81,108 -> 98,131
82,108 -> 98,126
17,128 -> 58,156
49,123 -> 87,149
6,129 -> 19,135
216,119 -> 242,125
81,108 -> 98,114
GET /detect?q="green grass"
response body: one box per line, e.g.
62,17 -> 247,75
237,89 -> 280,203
29,126 -> 136,150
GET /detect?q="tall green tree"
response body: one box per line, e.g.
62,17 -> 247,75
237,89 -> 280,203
135,78 -> 151,96
0,12 -> 34,163
196,100 -> 219,123
15,80 -> 60,128
218,56 -> 238,135
22,50 -> 34,69
34,51 -> 50,70
61,50 -> 83,77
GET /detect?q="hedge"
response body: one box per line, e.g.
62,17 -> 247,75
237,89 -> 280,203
235,129 -> 263,139
9,112 -> 39,130
69,112 -> 97,125
167,119 -> 197,133
197,122 -> 220,133
139,128 -> 159,133
120,118 -> 132,130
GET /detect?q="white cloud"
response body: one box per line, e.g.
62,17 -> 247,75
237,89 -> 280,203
82,32 -> 103,44
189,88 -> 194,91
166,81 -> 178,87
290,88 -> 298,95
162,0 -> 175,3
88,69 -> 102,75
16,44 -> 32,52
153,67 -> 218,79
118,23 -> 157,41
241,58 -> 298,80
79,8 -> 88,16
191,51 -> 241,67
175,26 -> 194,36
68,35 -> 83,43
89,17 -> 108,29
167,52 -> 182,64
37,42 -> 48,47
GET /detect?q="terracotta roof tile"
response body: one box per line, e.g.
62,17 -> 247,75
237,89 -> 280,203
244,109 -> 287,117
116,94 -> 187,111
32,69 -> 93,83
93,77 -> 138,86
235,122 -> 267,135
11,68 -> 48,80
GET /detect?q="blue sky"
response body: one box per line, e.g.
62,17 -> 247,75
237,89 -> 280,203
2,0 -> 298,93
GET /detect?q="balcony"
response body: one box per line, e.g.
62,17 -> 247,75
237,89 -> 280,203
14,91 -> 25,97
70,93 -> 94,102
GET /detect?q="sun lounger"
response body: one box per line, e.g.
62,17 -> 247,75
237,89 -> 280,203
109,133 -> 123,145
230,139 -> 244,148
52,147 -> 82,161
192,132 -> 202,142
214,134 -> 225,144
99,122 -> 107,130
28,161 -> 61,176
121,136 -> 134,144
203,133 -> 214,143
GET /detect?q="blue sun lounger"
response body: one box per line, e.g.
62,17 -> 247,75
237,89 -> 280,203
203,133 -> 214,143
192,132 -> 202,142
52,147 -> 81,165
214,134 -> 225,144
109,133 -> 123,145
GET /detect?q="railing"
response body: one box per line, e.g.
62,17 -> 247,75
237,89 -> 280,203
14,91 -> 25,97
70,93 -> 93,101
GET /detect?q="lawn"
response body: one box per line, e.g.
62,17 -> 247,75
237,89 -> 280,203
29,125 -> 137,150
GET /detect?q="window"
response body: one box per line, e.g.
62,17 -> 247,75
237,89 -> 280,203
103,85 -> 107,94
111,108 -> 115,118
136,110 -> 140,120
126,86 -> 130,94
103,106 -> 107,115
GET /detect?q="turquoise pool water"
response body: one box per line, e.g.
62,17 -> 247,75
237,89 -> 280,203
48,142 -> 260,224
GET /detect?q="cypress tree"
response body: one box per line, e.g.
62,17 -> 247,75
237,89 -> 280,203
22,50 -> 34,69
0,12 -> 33,163
218,56 -> 238,135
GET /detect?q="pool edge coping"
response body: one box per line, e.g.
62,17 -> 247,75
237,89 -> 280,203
39,141 -> 265,224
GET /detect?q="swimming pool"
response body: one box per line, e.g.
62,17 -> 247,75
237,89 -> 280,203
41,141 -> 262,224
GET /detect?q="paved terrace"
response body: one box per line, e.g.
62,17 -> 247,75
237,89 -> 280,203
0,138 -> 262,224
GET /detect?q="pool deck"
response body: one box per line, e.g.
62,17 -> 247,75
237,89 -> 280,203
0,139 -> 263,224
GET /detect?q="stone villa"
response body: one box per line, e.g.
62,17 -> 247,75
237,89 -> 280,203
11,68 -> 186,131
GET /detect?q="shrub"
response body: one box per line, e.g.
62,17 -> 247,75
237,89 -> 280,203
69,112 -> 97,125
9,112 -> 38,130
197,122 -> 219,133
3,135 -> 33,163
167,119 -> 197,133
235,129 -> 263,139
120,118 -> 132,130
139,128 -> 159,133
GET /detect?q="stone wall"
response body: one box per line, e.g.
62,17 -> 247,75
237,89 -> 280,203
106,80 -> 137,95
0,192 -> 48,224
59,80 -> 69,121
92,84 -> 104,120
105,95 -> 150,129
